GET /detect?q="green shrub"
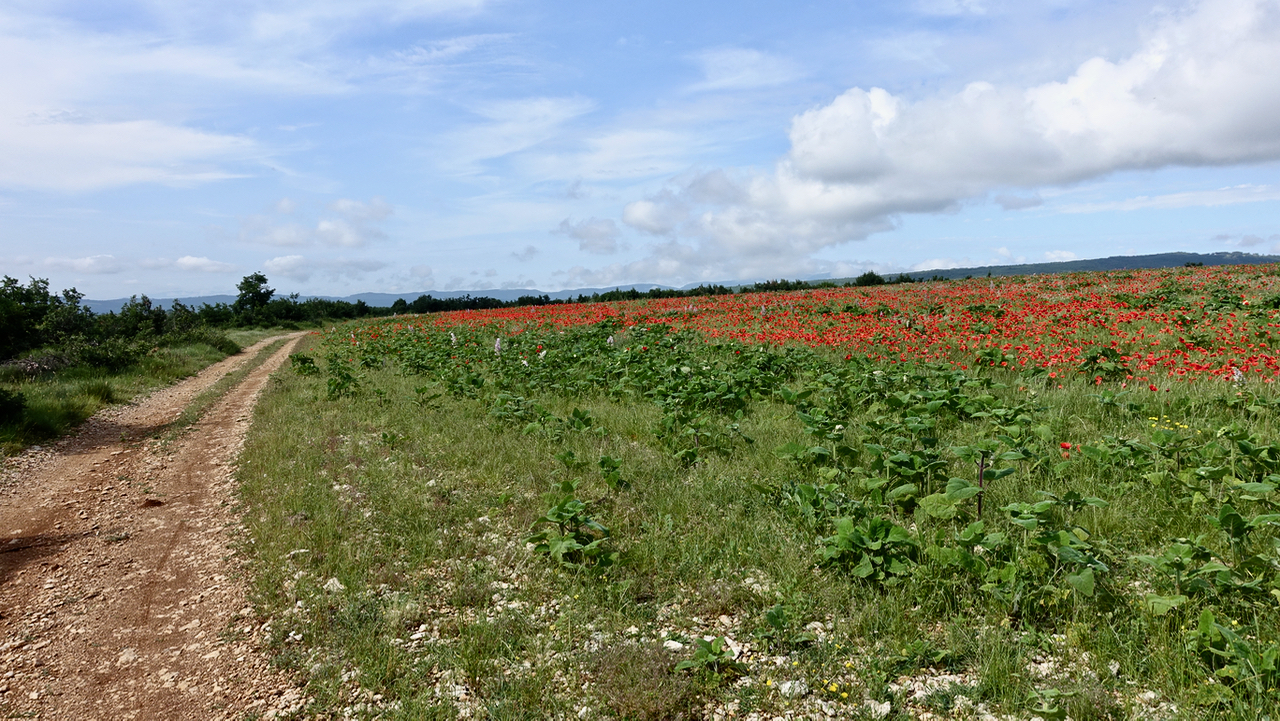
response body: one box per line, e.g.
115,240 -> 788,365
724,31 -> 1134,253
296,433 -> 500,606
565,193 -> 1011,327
0,388 -> 25,424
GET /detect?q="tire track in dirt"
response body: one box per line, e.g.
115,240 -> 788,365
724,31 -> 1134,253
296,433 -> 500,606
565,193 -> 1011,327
0,333 -> 309,720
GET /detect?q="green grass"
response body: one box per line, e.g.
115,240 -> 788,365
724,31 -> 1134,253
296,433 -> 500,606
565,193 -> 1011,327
0,341 -> 240,455
226,327 -> 305,347
236,330 -> 1280,720
158,338 -> 290,444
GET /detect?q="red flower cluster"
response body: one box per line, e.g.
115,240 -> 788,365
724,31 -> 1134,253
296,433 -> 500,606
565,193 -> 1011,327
355,263 -> 1280,384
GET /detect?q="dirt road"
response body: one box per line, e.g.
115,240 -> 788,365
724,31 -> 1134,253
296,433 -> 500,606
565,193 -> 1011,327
0,334 -> 308,720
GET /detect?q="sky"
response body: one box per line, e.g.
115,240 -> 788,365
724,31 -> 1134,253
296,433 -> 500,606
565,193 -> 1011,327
2,0 -> 1280,300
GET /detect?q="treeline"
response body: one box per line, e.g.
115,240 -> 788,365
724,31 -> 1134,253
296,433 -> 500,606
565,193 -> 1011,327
388,272 -> 917,314
2,268 -> 919,370
0,276 -> 246,373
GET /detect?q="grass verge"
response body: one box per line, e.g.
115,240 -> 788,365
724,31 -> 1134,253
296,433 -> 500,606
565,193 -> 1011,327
0,341 -> 239,455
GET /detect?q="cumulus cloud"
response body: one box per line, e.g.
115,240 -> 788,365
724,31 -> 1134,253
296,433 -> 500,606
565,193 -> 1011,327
317,198 -> 393,247
512,245 -> 539,261
1045,250 -> 1078,262
604,0 -> 1280,285
239,197 -> 393,248
239,216 -> 312,246
264,255 -> 386,281
555,217 -> 620,254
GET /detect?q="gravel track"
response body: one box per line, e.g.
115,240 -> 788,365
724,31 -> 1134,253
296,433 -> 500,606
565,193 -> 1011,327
0,333 -> 308,720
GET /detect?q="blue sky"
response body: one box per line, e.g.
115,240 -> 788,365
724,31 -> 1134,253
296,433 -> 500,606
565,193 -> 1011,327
2,0 -> 1279,299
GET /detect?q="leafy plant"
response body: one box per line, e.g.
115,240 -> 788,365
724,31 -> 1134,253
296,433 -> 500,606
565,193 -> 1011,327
289,353 -> 320,376
674,637 -> 747,677
1190,609 -> 1280,701
598,455 -> 629,491
919,477 -> 982,520
819,516 -> 918,584
525,480 -> 617,568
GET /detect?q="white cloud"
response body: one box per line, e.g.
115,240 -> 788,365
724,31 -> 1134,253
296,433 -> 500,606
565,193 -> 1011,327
521,128 -> 698,181
136,255 -> 236,272
1219,232 -> 1280,248
1045,250 -> 1078,262
263,254 -> 387,282
688,48 -> 802,92
622,194 -> 685,235
330,197 -> 393,222
555,218 -> 620,254
316,220 -> 365,247
1057,184 -> 1280,213
0,0 -> 506,193
317,198 -> 393,246
912,258 -> 972,271
43,255 -> 125,274
443,97 -> 595,171
0,115 -> 255,192
605,0 -> 1280,284
240,217 -> 312,246
239,197 -> 393,247
512,245 -> 539,261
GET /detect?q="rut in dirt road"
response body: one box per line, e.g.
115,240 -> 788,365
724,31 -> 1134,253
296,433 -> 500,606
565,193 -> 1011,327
0,334 -> 309,720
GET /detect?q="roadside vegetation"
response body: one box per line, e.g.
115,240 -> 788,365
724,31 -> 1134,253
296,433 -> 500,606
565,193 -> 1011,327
237,264 -> 1280,719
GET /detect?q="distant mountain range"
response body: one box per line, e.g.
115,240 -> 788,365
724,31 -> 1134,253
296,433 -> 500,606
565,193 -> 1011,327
892,251 -> 1280,281
81,251 -> 1280,314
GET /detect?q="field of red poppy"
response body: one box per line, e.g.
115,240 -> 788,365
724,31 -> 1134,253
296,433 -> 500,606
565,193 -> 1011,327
236,264 -> 1280,720
361,263 -> 1280,384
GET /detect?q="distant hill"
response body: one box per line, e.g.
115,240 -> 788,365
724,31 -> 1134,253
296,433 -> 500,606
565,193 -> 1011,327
890,251 -> 1280,282
81,251 -> 1280,314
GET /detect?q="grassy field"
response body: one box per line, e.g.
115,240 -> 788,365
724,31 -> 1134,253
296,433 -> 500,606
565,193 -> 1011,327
235,293 -> 1280,720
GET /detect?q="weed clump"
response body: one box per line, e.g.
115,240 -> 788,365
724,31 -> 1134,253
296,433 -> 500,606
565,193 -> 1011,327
592,645 -> 702,721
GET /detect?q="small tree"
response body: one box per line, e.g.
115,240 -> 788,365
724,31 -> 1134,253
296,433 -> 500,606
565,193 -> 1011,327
235,272 -> 275,314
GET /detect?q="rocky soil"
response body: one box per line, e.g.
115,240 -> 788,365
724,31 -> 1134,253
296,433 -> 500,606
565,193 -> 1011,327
0,334 -> 308,720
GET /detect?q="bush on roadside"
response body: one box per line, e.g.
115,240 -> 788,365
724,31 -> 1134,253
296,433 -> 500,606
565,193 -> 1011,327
0,388 -> 25,424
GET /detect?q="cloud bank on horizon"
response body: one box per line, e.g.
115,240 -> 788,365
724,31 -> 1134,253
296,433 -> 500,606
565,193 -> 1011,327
1,0 -> 1279,298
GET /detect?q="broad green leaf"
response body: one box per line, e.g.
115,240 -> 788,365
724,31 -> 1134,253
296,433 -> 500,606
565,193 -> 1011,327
1065,568 -> 1095,597
919,493 -> 958,519
1143,594 -> 1188,615
885,483 -> 918,502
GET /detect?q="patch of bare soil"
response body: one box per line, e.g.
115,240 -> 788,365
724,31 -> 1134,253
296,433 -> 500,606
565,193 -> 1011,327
0,334 -> 308,720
